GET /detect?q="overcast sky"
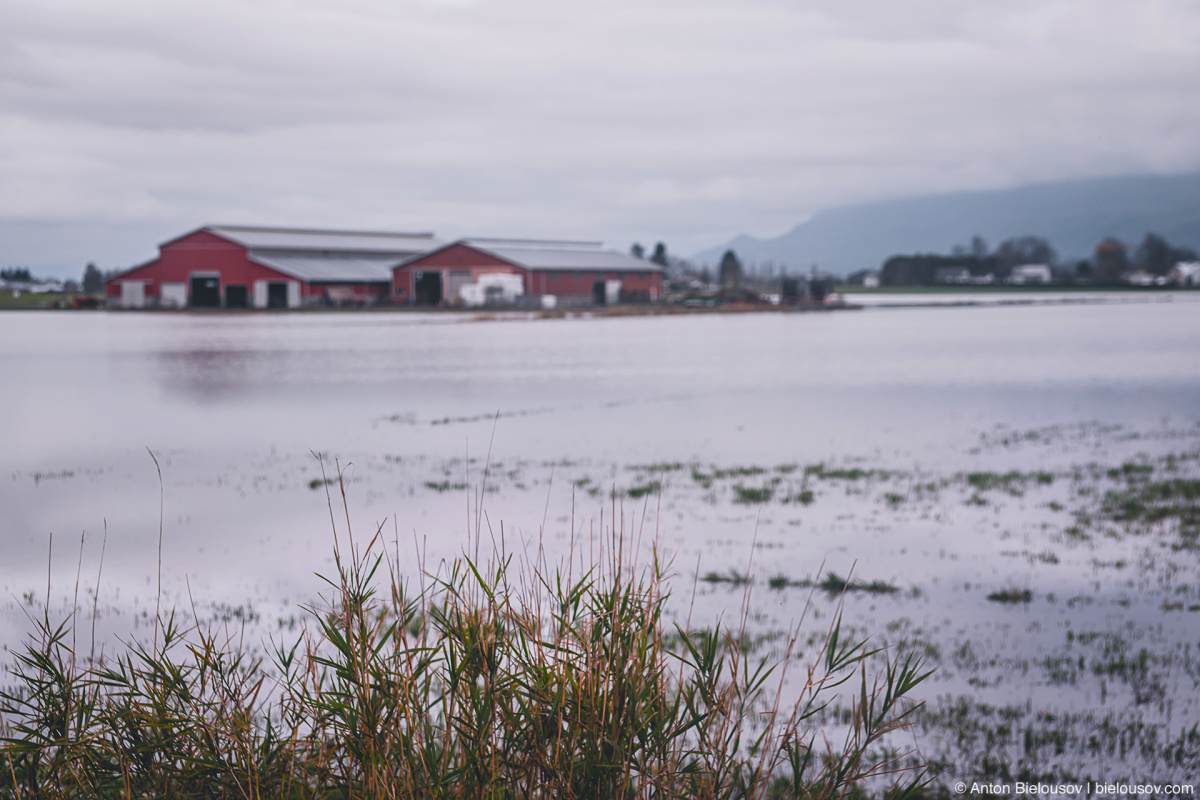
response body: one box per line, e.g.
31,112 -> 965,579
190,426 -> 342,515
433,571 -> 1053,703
3,0 -> 1200,278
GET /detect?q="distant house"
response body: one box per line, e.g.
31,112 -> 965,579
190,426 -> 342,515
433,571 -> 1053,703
846,269 -> 880,288
0,279 -> 64,294
104,225 -> 439,309
1172,262 -> 1200,287
392,239 -> 662,307
934,266 -> 971,284
1009,264 -> 1053,285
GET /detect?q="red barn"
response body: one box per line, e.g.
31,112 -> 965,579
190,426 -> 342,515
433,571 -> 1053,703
392,239 -> 663,307
106,225 -> 439,309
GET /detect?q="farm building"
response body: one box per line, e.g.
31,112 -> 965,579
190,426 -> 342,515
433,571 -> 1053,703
393,239 -> 662,307
1009,264 -> 1053,285
105,225 -> 439,309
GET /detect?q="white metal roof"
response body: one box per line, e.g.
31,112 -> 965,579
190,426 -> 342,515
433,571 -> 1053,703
460,239 -> 661,272
207,225 -> 438,255
249,253 -> 401,282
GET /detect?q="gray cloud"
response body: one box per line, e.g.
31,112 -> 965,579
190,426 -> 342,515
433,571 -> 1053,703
2,0 -> 1199,275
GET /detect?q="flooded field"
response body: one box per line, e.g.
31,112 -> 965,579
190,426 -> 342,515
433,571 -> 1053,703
3,295 -> 1200,787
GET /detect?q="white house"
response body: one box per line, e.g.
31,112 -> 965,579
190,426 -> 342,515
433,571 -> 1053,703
1172,262 -> 1200,287
1,279 -> 64,294
1009,264 -> 1052,285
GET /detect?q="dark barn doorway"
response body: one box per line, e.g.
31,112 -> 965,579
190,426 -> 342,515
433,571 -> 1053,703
592,280 -> 606,305
224,285 -> 248,308
414,271 -> 443,306
267,282 -> 289,309
189,276 -> 220,308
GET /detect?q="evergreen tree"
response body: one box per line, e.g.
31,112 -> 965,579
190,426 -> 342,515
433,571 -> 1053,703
718,250 -> 743,290
650,243 -> 668,267
1133,233 -> 1197,275
630,243 -> 645,260
82,262 -> 104,293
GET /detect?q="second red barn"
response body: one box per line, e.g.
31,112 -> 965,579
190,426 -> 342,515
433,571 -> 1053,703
392,239 -> 663,308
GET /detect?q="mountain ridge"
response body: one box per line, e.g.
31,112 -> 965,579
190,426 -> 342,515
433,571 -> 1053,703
691,173 -> 1200,276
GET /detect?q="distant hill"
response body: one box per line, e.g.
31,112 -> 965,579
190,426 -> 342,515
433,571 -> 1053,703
692,173 -> 1200,276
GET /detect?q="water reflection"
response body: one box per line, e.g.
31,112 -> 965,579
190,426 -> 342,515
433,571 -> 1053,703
159,348 -> 259,399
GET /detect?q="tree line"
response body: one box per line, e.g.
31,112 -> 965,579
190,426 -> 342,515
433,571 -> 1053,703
1,263 -> 110,293
873,233 -> 1197,287
629,241 -> 783,294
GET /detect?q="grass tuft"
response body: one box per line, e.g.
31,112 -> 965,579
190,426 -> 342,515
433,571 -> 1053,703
732,484 -> 773,504
987,588 -> 1033,603
626,479 -> 662,499
0,475 -> 932,800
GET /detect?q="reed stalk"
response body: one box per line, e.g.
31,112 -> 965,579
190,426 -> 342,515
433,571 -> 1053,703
1,471 -> 932,799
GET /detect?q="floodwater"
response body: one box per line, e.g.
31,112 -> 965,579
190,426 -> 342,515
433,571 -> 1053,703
3,293 -> 1200,783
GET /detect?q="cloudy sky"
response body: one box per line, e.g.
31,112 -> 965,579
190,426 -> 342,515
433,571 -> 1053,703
3,0 -> 1200,278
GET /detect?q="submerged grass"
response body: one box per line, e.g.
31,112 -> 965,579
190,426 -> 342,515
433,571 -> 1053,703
425,480 -> 469,492
804,465 -> 872,481
0,473 -> 933,800
765,573 -> 900,596
1100,478 -> 1200,523
986,588 -> 1033,604
701,570 -> 751,587
626,479 -> 662,499
732,483 -> 773,504
782,489 -> 814,506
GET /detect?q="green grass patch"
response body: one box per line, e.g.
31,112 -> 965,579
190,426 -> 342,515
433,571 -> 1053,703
690,465 -> 770,486
0,290 -> 59,309
631,461 -> 685,473
714,465 -> 766,479
987,588 -> 1033,603
1098,478 -> 1200,541
731,483 -> 773,504
626,479 -> 662,499
425,480 -> 468,492
965,470 -> 1025,491
768,572 -> 899,595
1106,462 -> 1154,480
806,464 -> 871,480
816,572 -> 899,595
701,570 -> 751,586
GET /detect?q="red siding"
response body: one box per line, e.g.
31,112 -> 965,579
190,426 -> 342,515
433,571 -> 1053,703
392,243 -> 662,302
530,269 -> 661,297
105,229 -> 299,298
392,244 -> 524,301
